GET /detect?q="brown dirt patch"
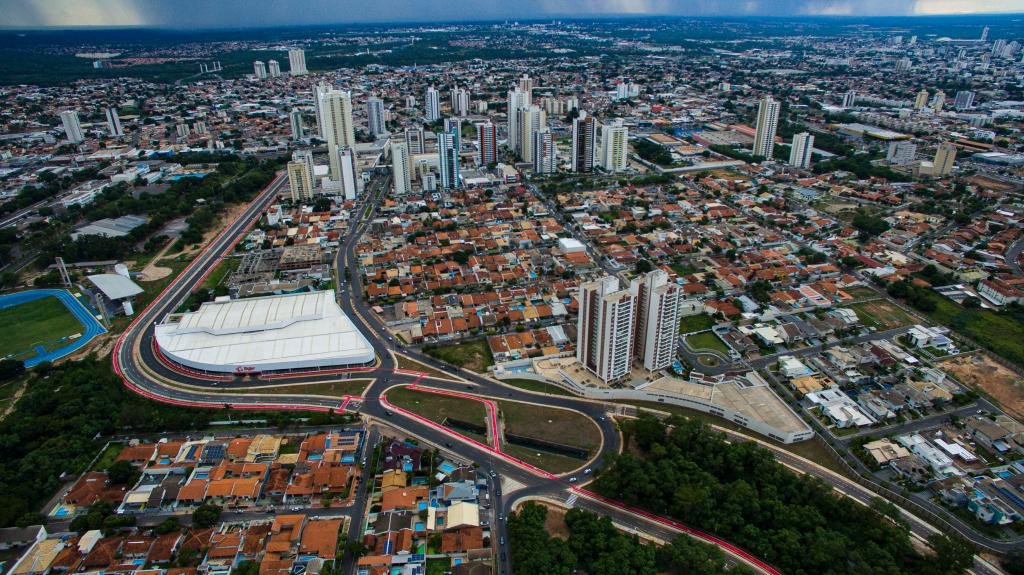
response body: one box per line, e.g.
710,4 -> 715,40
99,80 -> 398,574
538,502 -> 570,540
940,353 -> 1024,419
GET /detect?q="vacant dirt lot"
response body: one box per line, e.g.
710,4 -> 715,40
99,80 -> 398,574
847,300 -> 917,329
940,353 -> 1024,419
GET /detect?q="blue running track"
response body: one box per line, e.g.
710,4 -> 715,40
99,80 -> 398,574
0,289 -> 107,367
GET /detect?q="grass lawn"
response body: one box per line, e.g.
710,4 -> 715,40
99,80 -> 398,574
684,331 -> 729,355
395,354 -> 459,381
91,443 -> 125,471
423,340 -> 494,373
844,286 -> 879,300
425,557 -> 450,575
680,314 -> 715,333
503,444 -> 586,475
498,400 -> 601,452
500,378 -> 574,397
386,386 -> 488,441
845,300 -> 916,330
202,256 -> 239,290
0,295 -> 83,359
246,379 -> 372,397
921,296 -> 1024,368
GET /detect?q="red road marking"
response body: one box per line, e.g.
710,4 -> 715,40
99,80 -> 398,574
405,383 -> 501,451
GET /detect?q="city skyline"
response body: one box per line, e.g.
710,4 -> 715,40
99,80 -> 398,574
2,0 -> 1024,29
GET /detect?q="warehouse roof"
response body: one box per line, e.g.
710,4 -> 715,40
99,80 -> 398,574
88,273 -> 144,300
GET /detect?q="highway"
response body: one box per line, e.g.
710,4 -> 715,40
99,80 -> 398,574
110,172 -> 1011,574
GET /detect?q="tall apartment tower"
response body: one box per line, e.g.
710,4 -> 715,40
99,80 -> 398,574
451,87 -> 470,116
479,121 -> 497,166
886,141 -> 917,165
105,107 -> 123,137
506,88 -> 531,156
932,90 -> 946,113
405,126 -> 425,155
933,143 -> 957,176
981,26 -> 990,41
313,83 -> 331,140
518,73 -> 533,93
289,109 -> 304,141
914,89 -> 929,110
253,60 -> 267,79
267,59 -> 281,77
601,119 -> 628,173
319,90 -> 356,182
367,96 -> 387,136
425,86 -> 441,122
954,90 -> 975,111
444,117 -> 462,151
571,112 -> 597,173
336,147 -> 359,200
842,90 -> 856,108
789,132 -> 814,169
437,131 -> 461,190
391,141 -> 412,196
633,270 -> 684,372
518,105 -> 547,163
288,48 -> 307,75
287,151 -> 315,202
532,129 -> 555,174
576,276 -> 637,384
60,110 -> 84,143
753,96 -> 780,159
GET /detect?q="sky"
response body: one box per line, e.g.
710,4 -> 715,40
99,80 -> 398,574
2,0 -> 1023,28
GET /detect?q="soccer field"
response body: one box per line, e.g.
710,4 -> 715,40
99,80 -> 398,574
0,295 -> 84,359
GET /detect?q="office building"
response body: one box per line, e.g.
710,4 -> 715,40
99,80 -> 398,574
268,59 -> 281,77
437,131 -> 461,190
789,132 -> 814,169
571,112 -> 597,173
517,105 -> 546,163
576,276 -> 637,383
405,126 -> 425,155
842,90 -> 856,108
287,151 -> 315,202
506,88 -> 531,156
886,140 -> 917,165
425,86 -> 441,121
391,141 -> 412,196
60,110 -> 84,143
451,87 -> 470,116
367,96 -> 387,137
319,89 -> 356,182
289,109 -> 304,141
532,129 -> 555,174
954,90 -> 975,111
753,96 -> 780,158
288,48 -> 307,75
479,121 -> 497,166
253,60 -> 267,79
914,89 -> 929,110
933,90 -> 946,113
634,270 -> 684,372
105,107 -> 123,137
601,119 -> 628,173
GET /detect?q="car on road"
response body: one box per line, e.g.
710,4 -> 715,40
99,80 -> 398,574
568,476 -> 577,482
584,468 -> 592,474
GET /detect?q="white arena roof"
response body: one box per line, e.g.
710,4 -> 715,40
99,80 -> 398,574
154,290 -> 375,373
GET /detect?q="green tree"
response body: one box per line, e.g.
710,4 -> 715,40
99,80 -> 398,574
191,503 -> 222,528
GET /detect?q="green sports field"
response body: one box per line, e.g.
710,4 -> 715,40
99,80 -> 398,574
0,296 -> 83,360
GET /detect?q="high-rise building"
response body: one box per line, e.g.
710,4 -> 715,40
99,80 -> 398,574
268,60 -> 281,77
60,110 -> 83,143
576,276 -> 637,384
982,26 -> 990,41
789,132 -> 814,169
753,96 -> 780,159
405,95 -> 417,110
517,105 -> 546,163
633,270 -> 684,372
367,96 -> 387,136
437,131 -> 461,190
391,141 -> 412,196
313,83 -> 331,141
571,112 -> 597,173
425,86 -> 441,122
565,95 -> 579,112
914,89 -> 929,110
289,109 -> 304,141
336,147 -> 359,200
176,123 -> 191,139
105,107 -> 123,137
506,88 -> 531,156
288,48 -> 307,75
319,90 -> 356,182
444,117 -> 462,152
287,151 -> 315,202
993,39 -> 1007,57
932,90 -> 946,113
451,87 -> 470,116
253,60 -> 267,79
886,141 -> 917,165
842,90 -> 856,108
895,57 -> 912,73
405,126 -> 425,155
954,90 -> 975,111
532,129 -> 555,174
932,143 -> 956,176
479,121 -> 497,166
518,73 -> 533,93
192,121 -> 207,135
601,119 -> 628,173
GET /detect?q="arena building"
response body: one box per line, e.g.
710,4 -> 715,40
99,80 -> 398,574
154,290 -> 375,374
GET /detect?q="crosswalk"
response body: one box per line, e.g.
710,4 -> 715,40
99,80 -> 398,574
565,493 -> 579,507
